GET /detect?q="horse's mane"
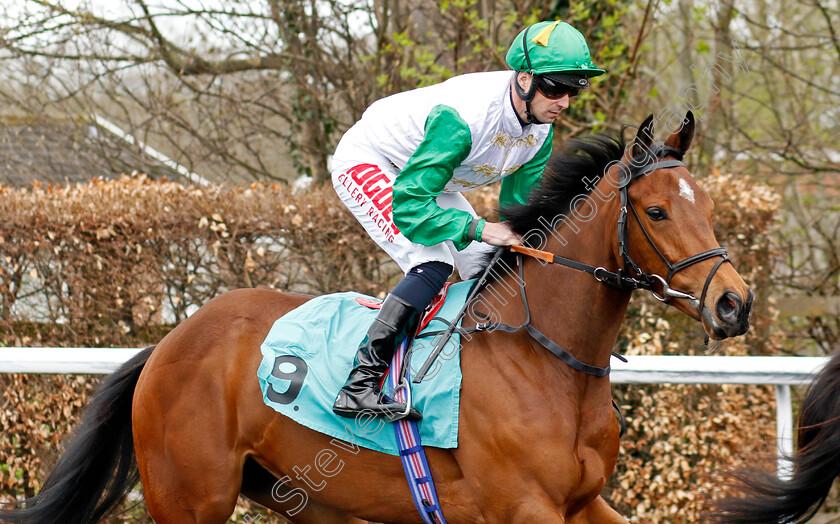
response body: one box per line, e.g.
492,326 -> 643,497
501,131 -> 627,235
471,130 -> 628,280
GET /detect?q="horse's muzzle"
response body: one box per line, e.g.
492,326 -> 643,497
705,289 -> 754,339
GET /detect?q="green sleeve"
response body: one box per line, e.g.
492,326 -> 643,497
499,126 -> 554,211
392,105 -> 482,251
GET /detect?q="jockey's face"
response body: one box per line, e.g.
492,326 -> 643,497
529,87 -> 571,123
514,72 -> 572,124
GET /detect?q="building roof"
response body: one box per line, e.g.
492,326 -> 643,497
0,116 -> 204,187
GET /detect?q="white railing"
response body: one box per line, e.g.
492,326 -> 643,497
0,347 -> 145,374
0,348 -> 829,478
611,354 -> 828,479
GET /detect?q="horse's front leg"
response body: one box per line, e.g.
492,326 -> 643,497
504,496 -> 626,524
506,498 -> 568,524
567,496 -> 628,524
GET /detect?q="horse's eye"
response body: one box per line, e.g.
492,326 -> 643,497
646,207 -> 668,221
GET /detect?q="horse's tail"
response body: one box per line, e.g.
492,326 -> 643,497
0,346 -> 155,524
707,350 -> 840,523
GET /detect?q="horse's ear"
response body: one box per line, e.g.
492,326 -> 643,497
632,114 -> 655,158
664,111 -> 695,154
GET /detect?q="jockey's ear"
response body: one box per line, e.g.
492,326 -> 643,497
664,111 -> 695,154
632,114 -> 655,159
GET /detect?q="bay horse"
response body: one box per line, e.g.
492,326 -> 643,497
709,349 -> 840,523
0,111 -> 753,524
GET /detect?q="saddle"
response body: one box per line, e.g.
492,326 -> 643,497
256,280 -> 476,455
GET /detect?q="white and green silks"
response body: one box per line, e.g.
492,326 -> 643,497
331,70 -> 552,274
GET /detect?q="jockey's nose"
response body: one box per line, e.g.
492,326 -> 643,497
557,94 -> 570,109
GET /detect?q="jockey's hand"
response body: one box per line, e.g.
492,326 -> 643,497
480,221 -> 522,246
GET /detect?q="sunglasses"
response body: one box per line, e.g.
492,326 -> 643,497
535,76 -> 581,99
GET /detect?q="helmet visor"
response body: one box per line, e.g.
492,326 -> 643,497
541,73 -> 591,89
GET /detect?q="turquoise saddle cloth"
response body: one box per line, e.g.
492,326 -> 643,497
257,280 -> 475,455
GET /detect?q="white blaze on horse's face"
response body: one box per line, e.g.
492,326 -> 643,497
678,176 -> 696,204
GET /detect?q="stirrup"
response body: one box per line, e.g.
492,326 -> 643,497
382,377 -> 419,422
332,387 -> 422,422
393,377 -> 413,419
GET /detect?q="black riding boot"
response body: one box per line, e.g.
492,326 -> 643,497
333,294 -> 422,422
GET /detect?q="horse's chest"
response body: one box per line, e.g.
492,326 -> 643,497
525,401 -> 620,499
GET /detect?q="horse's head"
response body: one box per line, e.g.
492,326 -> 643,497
613,111 -> 753,339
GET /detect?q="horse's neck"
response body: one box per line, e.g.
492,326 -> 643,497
488,218 -> 631,373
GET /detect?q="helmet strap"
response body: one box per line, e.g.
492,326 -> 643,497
513,27 -> 542,124
513,71 -> 538,102
525,101 -> 541,124
512,72 -> 541,124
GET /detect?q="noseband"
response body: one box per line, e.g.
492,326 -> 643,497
514,144 -> 730,316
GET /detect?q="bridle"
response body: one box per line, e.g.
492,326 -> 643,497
414,144 -> 732,381
513,143 -> 730,317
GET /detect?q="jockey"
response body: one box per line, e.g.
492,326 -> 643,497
331,20 -> 605,421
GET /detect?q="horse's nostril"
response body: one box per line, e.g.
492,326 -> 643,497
716,291 -> 742,323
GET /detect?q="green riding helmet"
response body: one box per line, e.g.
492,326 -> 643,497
506,20 -> 605,84
506,20 -> 605,123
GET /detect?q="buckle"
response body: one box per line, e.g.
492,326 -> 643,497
593,266 -> 610,283
649,274 -> 697,303
475,321 -> 492,331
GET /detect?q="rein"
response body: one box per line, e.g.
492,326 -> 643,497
509,244 -> 651,291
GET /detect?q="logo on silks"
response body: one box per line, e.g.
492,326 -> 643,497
337,164 -> 400,243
